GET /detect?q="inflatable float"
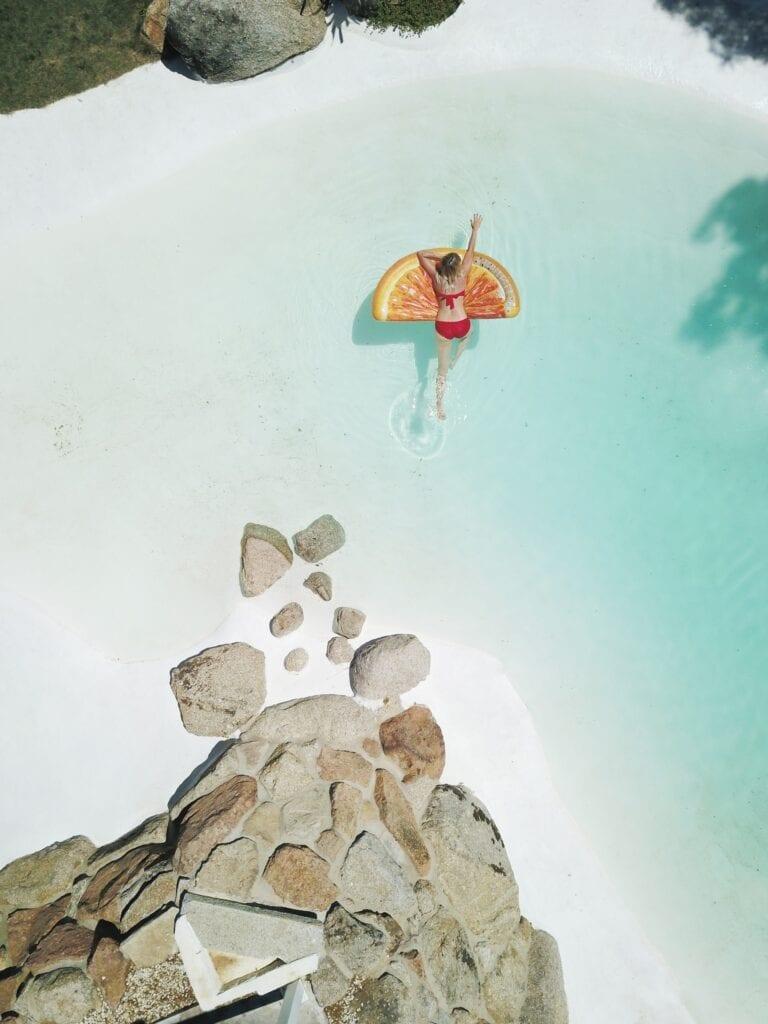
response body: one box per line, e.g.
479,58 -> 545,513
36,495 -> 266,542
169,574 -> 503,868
372,248 -> 520,321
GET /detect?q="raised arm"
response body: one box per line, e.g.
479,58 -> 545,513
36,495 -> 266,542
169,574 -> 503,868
417,250 -> 441,281
460,213 -> 483,277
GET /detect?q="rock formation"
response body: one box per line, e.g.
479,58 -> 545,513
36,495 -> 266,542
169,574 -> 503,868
165,0 -> 327,83
0,518 -> 566,1024
0,689 -> 567,1024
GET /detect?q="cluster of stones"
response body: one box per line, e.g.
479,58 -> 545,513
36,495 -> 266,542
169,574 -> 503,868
0,515 -> 567,1024
0,691 -> 566,1024
237,515 -> 370,680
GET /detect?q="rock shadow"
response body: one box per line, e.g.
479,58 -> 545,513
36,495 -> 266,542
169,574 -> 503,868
167,739 -> 235,812
657,0 -> 768,63
683,176 -> 768,356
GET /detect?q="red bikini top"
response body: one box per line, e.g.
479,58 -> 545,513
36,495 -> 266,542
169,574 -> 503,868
436,289 -> 466,310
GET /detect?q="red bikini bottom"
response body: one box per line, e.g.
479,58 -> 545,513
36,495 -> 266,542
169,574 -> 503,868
435,318 -> 471,341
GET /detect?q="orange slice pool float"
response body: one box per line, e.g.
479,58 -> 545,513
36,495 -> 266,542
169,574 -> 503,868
372,248 -> 520,322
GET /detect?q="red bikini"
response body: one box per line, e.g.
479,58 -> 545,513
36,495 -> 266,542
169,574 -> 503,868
435,289 -> 471,341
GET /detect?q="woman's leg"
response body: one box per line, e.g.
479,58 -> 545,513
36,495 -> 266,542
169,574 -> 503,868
450,323 -> 472,368
435,336 -> 452,420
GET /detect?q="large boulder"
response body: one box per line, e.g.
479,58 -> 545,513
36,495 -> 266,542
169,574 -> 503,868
243,694 -> 378,749
166,0 -> 327,83
420,785 -> 519,936
169,642 -> 266,737
0,837 -> 94,910
339,833 -> 416,924
120,907 -> 177,968
349,634 -> 431,700
238,523 -> 293,598
292,514 -> 346,563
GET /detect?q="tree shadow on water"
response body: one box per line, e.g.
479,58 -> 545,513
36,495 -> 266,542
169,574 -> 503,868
683,176 -> 768,356
657,0 -> 768,62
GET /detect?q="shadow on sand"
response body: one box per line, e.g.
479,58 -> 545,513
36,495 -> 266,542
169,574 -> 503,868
683,176 -> 768,355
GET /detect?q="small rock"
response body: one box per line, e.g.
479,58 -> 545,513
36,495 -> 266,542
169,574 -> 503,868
419,908 -> 481,1013
7,896 -> 70,964
242,801 -> 282,846
324,904 -> 390,977
317,747 -> 372,787
281,787 -> 331,842
326,973 -> 409,1024
194,838 -> 261,901
270,602 -> 304,638
0,837 -> 95,910
481,921 -> 532,1023
452,1012 -> 491,1024
414,879 -> 439,920
0,969 -> 22,1014
239,523 -> 293,597
379,705 -> 445,783
303,571 -> 332,602
259,744 -> 315,802
314,829 -> 345,864
169,739 -> 269,821
173,776 -> 258,876
169,642 -> 266,737
292,514 -> 345,563
520,929 -> 568,1024
141,0 -> 169,52
332,607 -> 366,639
263,845 -> 337,912
24,922 -> 94,973
339,833 -> 416,923
326,637 -> 354,665
284,648 -> 309,673
310,957 -> 348,1008
120,870 -> 177,933
120,907 -> 177,969
349,635 -> 430,700
16,966 -> 101,1024
330,782 -> 363,839
78,846 -> 165,926
87,936 -> 131,1007
373,770 -> 430,875
88,814 -> 169,874
362,737 -> 382,759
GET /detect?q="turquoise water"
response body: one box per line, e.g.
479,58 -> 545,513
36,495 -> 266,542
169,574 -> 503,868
1,69 -> 767,1023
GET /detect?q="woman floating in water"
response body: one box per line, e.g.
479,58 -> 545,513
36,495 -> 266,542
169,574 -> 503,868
418,212 -> 482,420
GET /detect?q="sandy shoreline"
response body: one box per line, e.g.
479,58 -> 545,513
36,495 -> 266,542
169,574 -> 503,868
1,0 -> 767,242
0,580 -> 695,1024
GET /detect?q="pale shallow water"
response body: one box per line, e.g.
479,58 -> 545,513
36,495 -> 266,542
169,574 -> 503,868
1,69 -> 767,1024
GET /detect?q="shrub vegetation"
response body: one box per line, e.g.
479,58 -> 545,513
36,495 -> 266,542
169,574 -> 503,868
353,0 -> 463,34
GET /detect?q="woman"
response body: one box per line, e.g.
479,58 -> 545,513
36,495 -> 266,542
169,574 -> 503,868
418,213 -> 482,420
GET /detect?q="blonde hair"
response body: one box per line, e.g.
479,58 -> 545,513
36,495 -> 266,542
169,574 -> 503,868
437,252 -> 461,285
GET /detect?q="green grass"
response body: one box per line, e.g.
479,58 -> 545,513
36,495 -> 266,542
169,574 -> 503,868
360,0 -> 463,34
0,0 -> 158,115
